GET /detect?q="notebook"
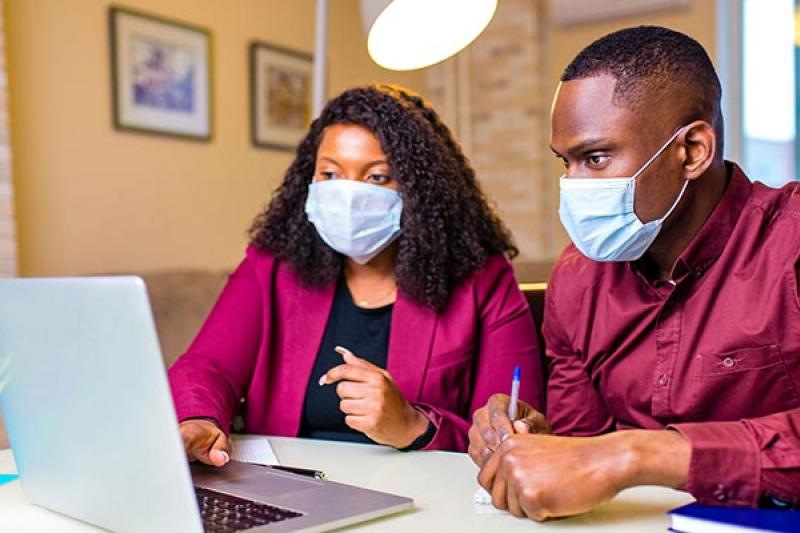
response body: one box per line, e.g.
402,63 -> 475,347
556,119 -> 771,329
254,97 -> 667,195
230,434 -> 280,466
669,503 -> 800,532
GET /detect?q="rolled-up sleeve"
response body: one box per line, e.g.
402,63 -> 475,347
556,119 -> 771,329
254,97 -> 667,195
670,407 -> 800,507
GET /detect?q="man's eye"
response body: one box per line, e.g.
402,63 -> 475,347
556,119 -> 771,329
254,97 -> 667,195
587,155 -> 607,166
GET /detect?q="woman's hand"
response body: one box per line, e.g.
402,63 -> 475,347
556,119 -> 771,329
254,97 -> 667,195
320,346 -> 430,448
468,393 -> 551,468
179,419 -> 230,467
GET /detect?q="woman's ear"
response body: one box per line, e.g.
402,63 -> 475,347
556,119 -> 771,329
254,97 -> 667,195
680,120 -> 716,181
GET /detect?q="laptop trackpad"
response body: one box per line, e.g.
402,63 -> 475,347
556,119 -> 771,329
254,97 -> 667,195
193,461 -> 320,500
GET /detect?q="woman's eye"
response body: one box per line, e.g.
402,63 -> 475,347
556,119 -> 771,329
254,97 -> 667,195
319,171 -> 337,180
367,174 -> 391,185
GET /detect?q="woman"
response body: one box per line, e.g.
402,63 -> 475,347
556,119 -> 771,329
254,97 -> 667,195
169,85 -> 543,466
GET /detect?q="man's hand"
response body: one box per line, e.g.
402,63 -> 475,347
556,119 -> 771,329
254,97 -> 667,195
179,419 -> 230,467
468,393 -> 551,467
477,429 -> 691,521
321,346 -> 429,449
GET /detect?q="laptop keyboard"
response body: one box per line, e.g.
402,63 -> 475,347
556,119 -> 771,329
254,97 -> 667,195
196,486 -> 303,532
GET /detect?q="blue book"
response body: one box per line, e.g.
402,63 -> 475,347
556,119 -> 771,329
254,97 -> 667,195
669,503 -> 800,532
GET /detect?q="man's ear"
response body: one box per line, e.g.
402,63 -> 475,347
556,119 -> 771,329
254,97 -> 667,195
679,120 -> 716,180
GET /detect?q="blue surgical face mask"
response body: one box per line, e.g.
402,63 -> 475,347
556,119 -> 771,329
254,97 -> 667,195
305,179 -> 403,265
558,126 -> 690,262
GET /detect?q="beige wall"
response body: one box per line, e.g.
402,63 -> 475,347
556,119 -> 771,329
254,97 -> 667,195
6,0 -> 425,276
7,0 -> 719,276
543,0 -> 718,250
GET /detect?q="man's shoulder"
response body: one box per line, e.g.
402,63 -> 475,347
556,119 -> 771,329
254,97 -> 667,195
746,180 -> 800,251
750,179 -> 800,218
550,244 -> 606,287
547,244 -> 616,308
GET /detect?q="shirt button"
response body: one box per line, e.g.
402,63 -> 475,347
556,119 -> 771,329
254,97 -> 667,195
713,484 -> 727,501
657,374 -> 669,387
722,357 -> 736,369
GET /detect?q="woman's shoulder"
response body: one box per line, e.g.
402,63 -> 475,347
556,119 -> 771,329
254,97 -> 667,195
243,243 -> 277,266
235,244 -> 284,284
473,253 -> 516,284
241,244 -> 319,294
451,254 -> 517,301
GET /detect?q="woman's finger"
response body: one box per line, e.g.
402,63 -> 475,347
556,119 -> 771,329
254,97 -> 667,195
320,363 -> 376,385
335,380 -> 367,400
339,398 -> 369,415
206,431 -> 230,467
335,346 -> 384,373
344,414 -> 370,432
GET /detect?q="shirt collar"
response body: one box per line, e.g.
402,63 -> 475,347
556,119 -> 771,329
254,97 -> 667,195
671,161 -> 752,280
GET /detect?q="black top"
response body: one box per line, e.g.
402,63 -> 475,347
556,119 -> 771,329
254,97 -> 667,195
300,278 -> 434,449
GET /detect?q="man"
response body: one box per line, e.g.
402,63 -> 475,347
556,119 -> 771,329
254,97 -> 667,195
469,26 -> 800,521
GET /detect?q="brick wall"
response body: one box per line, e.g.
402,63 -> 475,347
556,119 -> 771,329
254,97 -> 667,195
425,0 -> 558,262
0,0 -> 16,277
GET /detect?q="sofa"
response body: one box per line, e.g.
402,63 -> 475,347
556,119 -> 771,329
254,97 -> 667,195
0,260 -> 551,450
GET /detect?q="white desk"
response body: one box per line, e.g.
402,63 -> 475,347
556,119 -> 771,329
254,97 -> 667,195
0,437 -> 693,532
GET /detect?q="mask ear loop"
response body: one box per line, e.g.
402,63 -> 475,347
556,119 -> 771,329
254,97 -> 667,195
629,125 -> 689,224
658,179 -> 690,224
630,125 -> 688,181
639,125 -> 692,224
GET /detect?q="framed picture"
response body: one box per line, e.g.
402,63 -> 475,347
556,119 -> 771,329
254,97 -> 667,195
109,6 -> 212,141
250,42 -> 313,151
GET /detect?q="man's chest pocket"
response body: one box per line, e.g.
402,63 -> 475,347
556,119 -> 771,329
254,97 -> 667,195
690,345 -> 800,420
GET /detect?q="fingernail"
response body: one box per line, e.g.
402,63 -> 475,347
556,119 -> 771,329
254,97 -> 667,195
334,346 -> 347,355
318,375 -> 327,386
221,451 -> 230,464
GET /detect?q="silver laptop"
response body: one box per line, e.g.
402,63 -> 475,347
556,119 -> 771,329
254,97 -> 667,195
0,276 -> 413,532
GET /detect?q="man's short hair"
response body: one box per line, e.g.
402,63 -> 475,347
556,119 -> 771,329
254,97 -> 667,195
561,26 -> 721,120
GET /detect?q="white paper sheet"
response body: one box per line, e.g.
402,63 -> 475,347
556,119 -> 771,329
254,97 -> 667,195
230,434 -> 280,466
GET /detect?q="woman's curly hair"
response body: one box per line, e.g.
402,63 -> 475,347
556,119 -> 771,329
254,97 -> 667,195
249,84 -> 517,311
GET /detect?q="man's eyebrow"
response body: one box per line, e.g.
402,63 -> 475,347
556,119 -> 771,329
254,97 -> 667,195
553,138 -> 613,158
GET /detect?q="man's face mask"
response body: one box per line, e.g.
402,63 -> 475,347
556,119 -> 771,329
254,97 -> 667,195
304,179 -> 403,265
558,126 -> 690,262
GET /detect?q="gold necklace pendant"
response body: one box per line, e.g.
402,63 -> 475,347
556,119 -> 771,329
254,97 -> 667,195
356,285 -> 396,308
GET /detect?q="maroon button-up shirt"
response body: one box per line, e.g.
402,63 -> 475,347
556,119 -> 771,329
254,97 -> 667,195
543,163 -> 800,507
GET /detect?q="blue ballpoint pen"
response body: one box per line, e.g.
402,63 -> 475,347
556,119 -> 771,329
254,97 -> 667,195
508,365 -> 521,422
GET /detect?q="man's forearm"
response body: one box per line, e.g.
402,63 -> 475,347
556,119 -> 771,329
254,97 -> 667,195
606,429 -> 691,491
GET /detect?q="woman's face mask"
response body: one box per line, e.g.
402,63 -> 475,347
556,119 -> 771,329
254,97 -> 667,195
305,179 -> 403,265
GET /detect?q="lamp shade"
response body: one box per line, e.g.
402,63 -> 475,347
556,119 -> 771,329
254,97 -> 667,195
362,0 -> 497,71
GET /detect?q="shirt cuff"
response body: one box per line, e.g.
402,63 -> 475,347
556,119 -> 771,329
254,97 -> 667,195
669,421 -> 761,507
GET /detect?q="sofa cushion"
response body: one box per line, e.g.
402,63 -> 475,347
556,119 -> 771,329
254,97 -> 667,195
140,270 -> 230,369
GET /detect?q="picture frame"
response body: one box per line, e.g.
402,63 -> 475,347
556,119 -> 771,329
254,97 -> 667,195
250,41 -> 313,151
109,6 -> 213,141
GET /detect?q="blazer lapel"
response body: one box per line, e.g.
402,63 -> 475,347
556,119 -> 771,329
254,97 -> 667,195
273,279 -> 335,435
387,291 -> 438,402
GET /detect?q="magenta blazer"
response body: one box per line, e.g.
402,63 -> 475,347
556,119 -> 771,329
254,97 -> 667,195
168,245 -> 543,452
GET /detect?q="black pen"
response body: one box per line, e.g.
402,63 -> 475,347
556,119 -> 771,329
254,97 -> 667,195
268,465 -> 326,480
